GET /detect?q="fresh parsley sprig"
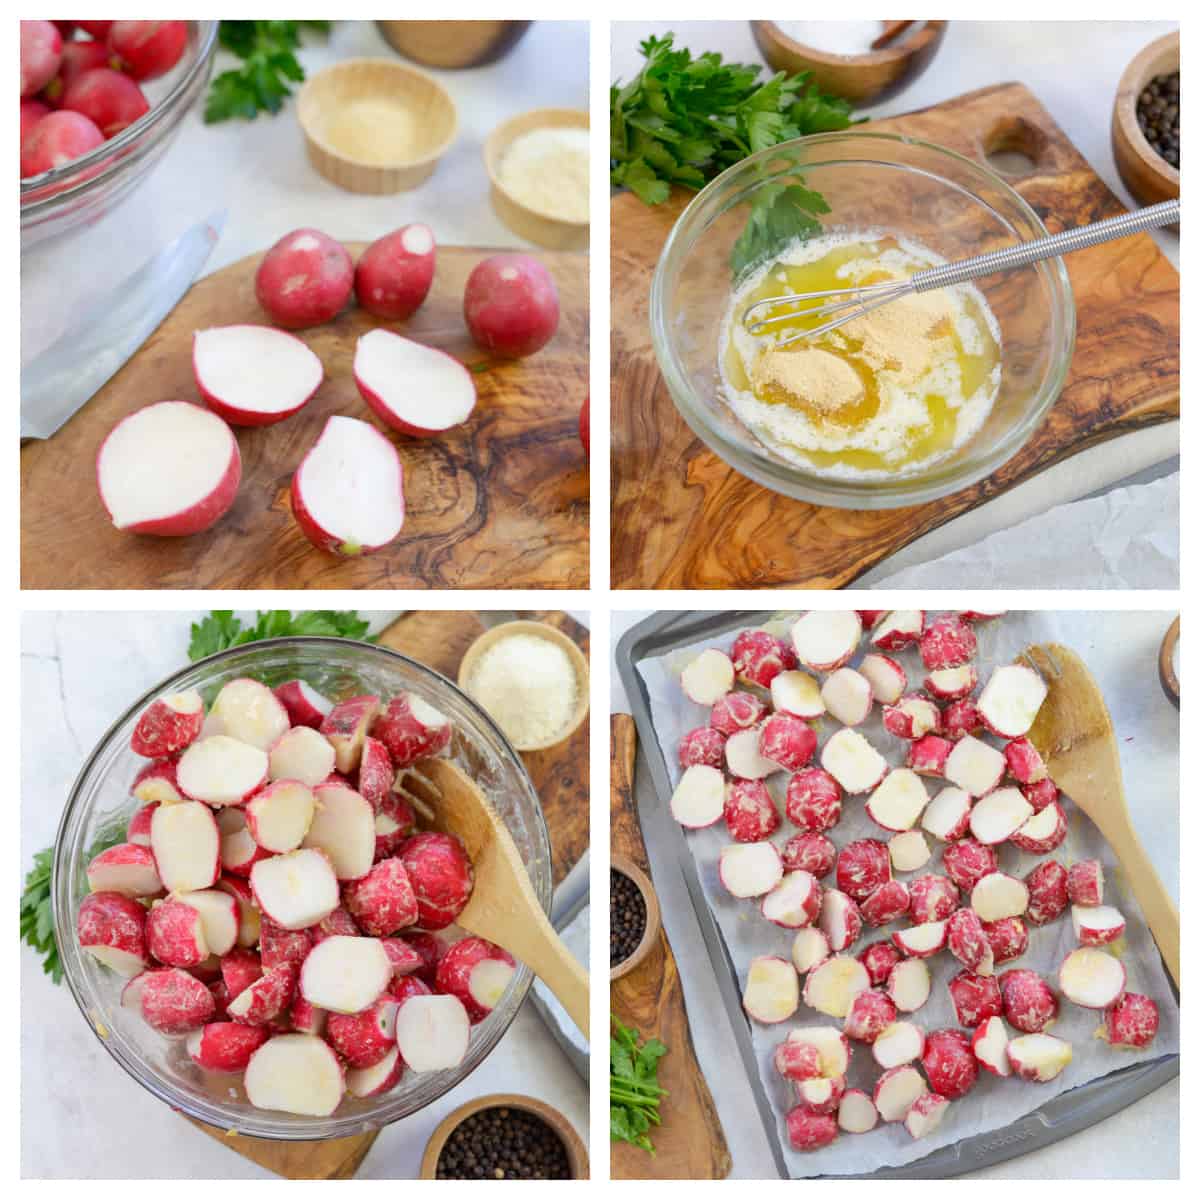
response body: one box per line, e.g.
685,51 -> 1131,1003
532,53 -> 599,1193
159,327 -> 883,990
188,610 -> 373,661
205,20 -> 331,123
611,1016 -> 669,1153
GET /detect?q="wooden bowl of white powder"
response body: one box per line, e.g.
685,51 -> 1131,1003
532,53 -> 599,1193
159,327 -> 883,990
459,620 -> 589,751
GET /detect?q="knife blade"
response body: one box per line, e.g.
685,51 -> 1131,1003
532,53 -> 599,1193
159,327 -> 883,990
21,211 -> 226,441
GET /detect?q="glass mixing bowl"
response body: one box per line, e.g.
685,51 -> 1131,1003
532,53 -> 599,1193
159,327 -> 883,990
53,637 -> 552,1141
650,132 -> 1076,508
21,21 -> 219,250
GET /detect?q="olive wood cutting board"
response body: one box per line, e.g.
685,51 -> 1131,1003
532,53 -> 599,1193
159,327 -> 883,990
22,245 -> 588,590
610,82 -> 1180,589
190,611 -> 589,1178
610,714 -> 731,1180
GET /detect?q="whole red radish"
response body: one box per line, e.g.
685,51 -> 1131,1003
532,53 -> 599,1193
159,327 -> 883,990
256,228 -> 354,330
108,20 -> 188,81
20,99 -> 50,146
21,21 -> 63,98
354,224 -> 436,319
463,253 -> 559,358
20,109 -> 103,177
62,68 -> 149,138
42,40 -> 113,108
76,20 -> 115,42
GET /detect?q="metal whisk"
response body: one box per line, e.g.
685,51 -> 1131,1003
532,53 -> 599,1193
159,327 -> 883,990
741,198 -> 1180,347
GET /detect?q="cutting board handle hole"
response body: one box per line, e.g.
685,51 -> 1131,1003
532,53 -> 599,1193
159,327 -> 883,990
982,116 -> 1047,177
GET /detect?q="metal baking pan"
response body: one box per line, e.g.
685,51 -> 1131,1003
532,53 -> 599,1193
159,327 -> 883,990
616,609 -> 1180,1180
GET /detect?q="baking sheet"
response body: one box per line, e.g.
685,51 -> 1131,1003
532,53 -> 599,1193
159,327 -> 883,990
634,611 -> 1180,1178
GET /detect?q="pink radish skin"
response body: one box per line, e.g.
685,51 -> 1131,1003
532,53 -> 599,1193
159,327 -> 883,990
21,22 -> 63,97
781,832 -> 836,878
20,98 -> 50,143
795,1074 -> 844,1115
62,68 -> 149,137
42,40 -> 112,107
942,839 -> 999,892
400,831 -> 474,930
463,253 -> 559,358
77,891 -> 149,976
999,969 -> 1059,1033
255,229 -> 354,329
904,1091 -> 950,1138
921,1028 -> 977,1098
774,1039 -> 822,1081
1101,993 -> 1159,1049
709,691 -> 766,735
1067,860 -> 1104,906
108,21 -> 188,81
836,839 -> 891,902
130,690 -> 204,758
785,768 -> 842,831
274,680 -> 332,729
353,330 -> 477,437
786,1107 -> 838,1151
983,916 -> 1029,964
138,967 -> 217,1033
193,326 -> 323,427
326,997 -> 400,1067
948,969 -> 1003,1027
435,936 -> 516,1022
320,695 -> 381,774
86,843 -> 162,897
187,1022 -> 270,1073
859,941 -> 902,987
678,726 -> 726,770
731,629 -> 796,688
370,693 -> 451,768
354,224 -> 436,319
723,779 -> 781,842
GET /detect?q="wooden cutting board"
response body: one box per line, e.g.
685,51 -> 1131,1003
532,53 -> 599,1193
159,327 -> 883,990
191,612 -> 589,1178
610,715 -> 731,1180
22,246 -> 588,590
611,82 -> 1180,589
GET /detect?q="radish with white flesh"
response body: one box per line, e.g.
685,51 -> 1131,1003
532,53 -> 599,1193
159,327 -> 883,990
872,1021 -> 925,1068
943,839 -> 998,892
999,969 -> 1059,1032
921,787 -> 972,841
803,955 -> 869,1018
320,695 -> 381,774
785,768 -> 842,831
919,615 -> 977,670
838,1089 -> 879,1133
1067,860 -> 1104,906
786,1107 -> 838,1152
151,802 -> 219,893
87,843 -> 162,897
792,927 -> 831,974
971,1015 -> 1011,1076
77,891 -> 148,976
300,935 -> 391,1014
211,678 -> 291,751
871,610 -> 924,651
873,1065 -> 927,1121
178,889 -> 239,957
678,726 -> 726,770
680,648 -> 734,705
905,1092 -> 950,1139
304,782 -> 375,880
978,664 -> 1047,738
326,997 -> 400,1066
725,727 -> 778,780
245,780 -> 316,853
1071,905 -> 1126,946
1023,777 -> 1061,813
786,1026 -> 851,1078
790,611 -> 862,671
742,956 -> 800,1023
774,1039 -> 822,1081
193,325 -> 323,426
269,725 -> 337,787
354,329 -> 476,437
394,994 -> 471,1071
96,401 -> 241,536
1059,947 -> 1125,1008
889,831 -> 931,872
291,416 -> 406,556
127,804 -> 157,847
983,916 -> 1028,965
187,1022 -> 270,1073
757,712 -> 817,771
858,654 -> 906,704
130,690 -> 204,758
371,693 -> 451,767
882,695 -> 940,740
709,691 -> 767,735
770,670 -> 825,719
924,665 -> 977,702
820,668 -> 873,725
761,871 -> 821,928
1006,1033 -> 1072,1082
844,988 -> 896,1042
1004,736 -> 1048,784
971,873 -> 1029,922
795,1075 -> 844,1115
782,831 -> 836,877
718,842 -> 783,898
274,680 -> 333,729
221,947 -> 263,999
669,764 -> 725,828
945,735 -> 1005,796
861,880 -> 910,927
216,807 -> 270,877
244,1034 -> 346,1116
907,734 -> 952,777
968,787 -> 1032,845
250,848 -> 340,930
887,958 -> 931,1012
138,967 -> 217,1033
215,875 -> 262,947
922,1028 -> 977,1098
866,769 -> 930,832
947,908 -> 994,975
908,874 -> 959,923
821,728 -> 887,794
176,736 -> 268,807
346,1046 -> 404,1097
892,921 -> 947,958
943,697 -> 984,741
818,890 -> 862,952
1100,993 -> 1159,1049
131,758 -> 184,806
1010,801 -> 1067,854
836,838 -> 891,901
227,962 -> 298,1025
375,791 -> 417,861
731,629 -> 796,688
435,937 -> 516,1022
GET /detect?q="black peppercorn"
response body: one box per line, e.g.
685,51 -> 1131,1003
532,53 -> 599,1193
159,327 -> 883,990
436,1106 -> 572,1179
610,868 -> 648,967
1136,70 -> 1180,169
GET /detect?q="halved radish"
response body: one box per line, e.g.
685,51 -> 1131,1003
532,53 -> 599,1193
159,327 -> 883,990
865,769 -> 930,832
718,842 -> 783,898
150,801 -> 219,893
968,787 -> 1032,845
945,735 -> 1006,796
269,725 -> 337,787
78,892 -> 148,977
1071,904 -> 1126,947
669,764 -> 724,828
193,325 -> 323,426
887,958 -> 931,1012
304,782 -> 376,880
796,1075 -> 844,1115
130,690 -> 204,758
791,611 -> 861,671
888,831 -> 931,873
244,1034 -> 345,1115
971,1015 -> 1011,1076
874,1065 -> 927,1122
725,727 -> 779,780
820,668 -> 872,726
97,401 -> 241,536
394,993 -> 471,1071
1006,1033 -> 1072,1082
870,611 -> 924,651
844,988 -> 896,1043
971,872 -> 1029,922
300,935 -> 391,1013
924,665 -> 977,702
353,329 -> 476,437
245,780 -> 316,853
214,875 -> 261,947
821,728 -> 887,794
978,664 -> 1048,738
177,735 -> 268,806
858,654 -> 906,704
1009,801 -> 1067,854
818,889 -> 862,952
216,807 -> 271,877
86,843 -> 162,897
131,758 -> 184,806
804,954 -> 869,1018
742,955 -> 799,1023
882,694 -> 941,740
274,680 -> 333,729
921,786 -> 972,841
680,648 -> 734,705
321,695 -> 381,774
291,415 -> 405,557
770,670 -> 825,719
346,1046 -> 404,1097
786,1026 -> 850,1078
179,888 -> 239,957
791,927 -> 831,974
904,1092 -> 949,1139
761,871 -> 821,928
1059,947 -> 1125,1008
250,848 -> 340,930
872,1021 -> 925,1068
838,1089 -> 878,1133
892,921 -> 947,958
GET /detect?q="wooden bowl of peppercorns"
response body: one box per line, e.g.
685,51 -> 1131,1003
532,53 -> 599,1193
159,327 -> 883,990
1112,30 -> 1179,212
610,854 -> 661,981
421,1093 -> 589,1179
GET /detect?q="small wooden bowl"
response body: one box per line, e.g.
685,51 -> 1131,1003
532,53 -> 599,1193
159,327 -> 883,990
484,108 -> 590,250
1159,615 -> 1180,709
1112,30 -> 1179,210
296,58 -> 457,194
377,20 -> 533,69
750,20 -> 948,106
610,854 -> 661,982
420,1093 -> 589,1179
459,620 -> 589,752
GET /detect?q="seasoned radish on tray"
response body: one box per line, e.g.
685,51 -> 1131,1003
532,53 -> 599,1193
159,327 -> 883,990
193,325 -> 323,426
354,330 -> 477,437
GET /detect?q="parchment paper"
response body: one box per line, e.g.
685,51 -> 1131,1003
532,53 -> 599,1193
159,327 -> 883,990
636,611 -> 1180,1177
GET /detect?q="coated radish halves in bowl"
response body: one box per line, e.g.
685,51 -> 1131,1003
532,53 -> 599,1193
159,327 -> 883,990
193,326 -> 324,427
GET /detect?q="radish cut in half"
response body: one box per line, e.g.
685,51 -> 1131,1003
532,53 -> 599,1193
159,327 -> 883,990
791,928 -> 831,974
211,678 -> 290,751
922,786 -> 972,841
1007,1033 -> 1072,1082
718,842 -> 783,898
179,889 -> 239,957
968,787 -> 1032,845
972,1015 -> 1011,1076
742,956 -> 799,1023
838,1089 -> 878,1133
177,735 -> 268,807
304,783 -> 375,880
978,665 -> 1048,738
770,670 -> 825,719
151,801 -> 219,893
193,325 -> 323,426
245,780 -> 316,853
859,654 -> 906,704
725,727 -> 778,780
971,872 -> 1029,921
905,1092 -> 949,1139
874,1065 -> 927,1121
803,955 -> 869,1018
887,958 -> 931,1012
244,1034 -> 345,1115
269,725 -> 337,787
761,871 -> 821,928
791,611 -> 862,671
1059,947 -> 1125,1008
821,728 -> 887,794
866,769 -> 930,832
669,764 -> 724,828
680,648 -> 734,705
291,416 -> 405,557
346,1046 -> 403,1097
820,668 -> 873,726
945,736 -> 1006,797
97,401 -> 241,536
353,330 -> 476,437
872,1021 -> 925,1068
300,935 -> 392,1013
250,848 -> 340,931
1071,905 -> 1126,946
394,994 -> 471,1071
787,1026 -> 850,1077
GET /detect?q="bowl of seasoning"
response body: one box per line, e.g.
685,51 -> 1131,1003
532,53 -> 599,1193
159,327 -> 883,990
610,854 -> 661,981
459,620 -> 589,752
421,1093 -> 588,1179
1112,30 -> 1179,210
484,108 -> 589,249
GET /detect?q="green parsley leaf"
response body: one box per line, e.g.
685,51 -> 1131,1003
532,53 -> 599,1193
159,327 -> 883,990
610,1016 -> 669,1154
188,610 -> 374,661
205,20 -> 330,123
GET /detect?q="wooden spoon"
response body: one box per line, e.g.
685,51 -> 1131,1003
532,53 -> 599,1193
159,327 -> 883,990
401,758 -> 590,1034
1019,643 -> 1180,986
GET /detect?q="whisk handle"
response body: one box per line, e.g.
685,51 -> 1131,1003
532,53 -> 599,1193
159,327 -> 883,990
909,199 -> 1180,292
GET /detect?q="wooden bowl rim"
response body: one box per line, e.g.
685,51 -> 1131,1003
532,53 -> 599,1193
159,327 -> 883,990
751,19 -> 947,68
1111,29 -> 1179,186
609,852 -> 662,982
296,56 -> 459,171
419,1092 -> 589,1179
458,619 -> 590,752
484,106 -> 590,231
1158,614 -> 1180,708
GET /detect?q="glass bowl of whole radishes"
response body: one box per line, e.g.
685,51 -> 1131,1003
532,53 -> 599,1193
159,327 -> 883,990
20,20 -> 219,249
53,636 -> 553,1141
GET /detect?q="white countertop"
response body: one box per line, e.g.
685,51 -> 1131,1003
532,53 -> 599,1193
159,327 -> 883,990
21,611 -> 589,1180
610,609 -> 1179,1179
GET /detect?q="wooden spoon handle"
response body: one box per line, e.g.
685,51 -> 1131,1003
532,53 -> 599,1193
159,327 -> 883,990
497,903 -> 590,1035
1104,818 -> 1180,987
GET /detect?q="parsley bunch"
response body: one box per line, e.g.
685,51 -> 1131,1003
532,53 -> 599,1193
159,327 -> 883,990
611,1016 -> 669,1153
188,610 -> 373,660
205,20 -> 331,123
